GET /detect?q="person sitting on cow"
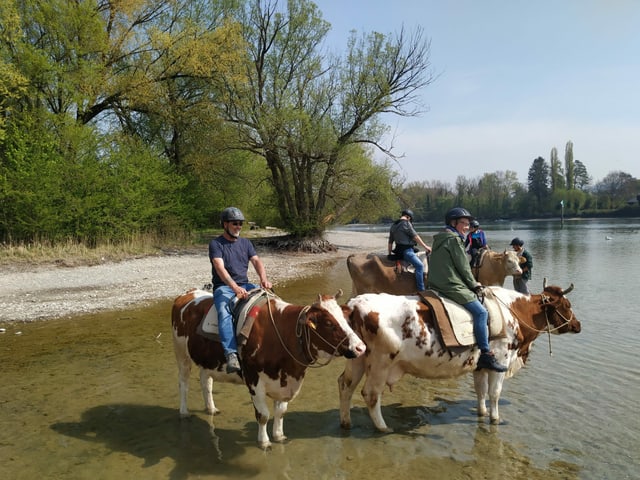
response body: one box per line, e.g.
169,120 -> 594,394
388,208 -> 432,292
510,237 -> 533,295
427,207 -> 507,372
465,220 -> 488,268
209,207 -> 273,374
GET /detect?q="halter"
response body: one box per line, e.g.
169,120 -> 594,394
265,294 -> 349,368
494,291 -> 575,355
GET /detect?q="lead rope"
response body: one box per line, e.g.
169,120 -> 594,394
265,299 -> 341,368
492,293 -> 574,356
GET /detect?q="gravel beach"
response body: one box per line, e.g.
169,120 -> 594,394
0,230 -> 387,323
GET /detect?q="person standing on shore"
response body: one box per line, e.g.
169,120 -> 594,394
427,207 -> 507,372
209,207 -> 272,373
388,209 -> 432,292
510,237 -> 532,294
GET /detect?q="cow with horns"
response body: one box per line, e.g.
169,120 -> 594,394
172,288 -> 366,449
338,280 -> 581,431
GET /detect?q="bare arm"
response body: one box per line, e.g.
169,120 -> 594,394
414,235 -> 432,254
250,255 -> 272,289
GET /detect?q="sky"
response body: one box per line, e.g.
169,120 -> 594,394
314,0 -> 640,186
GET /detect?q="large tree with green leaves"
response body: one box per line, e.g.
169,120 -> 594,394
527,156 -> 550,209
216,0 -> 435,238
564,140 -> 575,190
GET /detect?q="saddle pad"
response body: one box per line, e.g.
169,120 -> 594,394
420,291 -> 474,347
200,298 -> 219,335
197,288 -> 271,342
420,290 -> 506,349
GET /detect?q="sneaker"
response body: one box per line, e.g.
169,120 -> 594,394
226,352 -> 241,374
476,351 -> 507,372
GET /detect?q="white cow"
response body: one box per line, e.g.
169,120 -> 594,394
338,282 -> 581,431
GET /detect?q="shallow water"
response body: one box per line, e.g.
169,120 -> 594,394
1,218 -> 638,479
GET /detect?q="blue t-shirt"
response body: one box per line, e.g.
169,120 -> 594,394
209,236 -> 257,290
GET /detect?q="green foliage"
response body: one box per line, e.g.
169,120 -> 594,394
0,113 -> 187,243
212,0 -> 435,237
1,0 -> 637,250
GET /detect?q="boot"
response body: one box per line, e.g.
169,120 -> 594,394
476,351 -> 507,372
226,352 -> 241,374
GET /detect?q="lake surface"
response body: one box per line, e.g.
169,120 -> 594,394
1,218 -> 638,479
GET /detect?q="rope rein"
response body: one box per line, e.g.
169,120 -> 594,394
264,293 -> 347,369
490,291 -> 575,355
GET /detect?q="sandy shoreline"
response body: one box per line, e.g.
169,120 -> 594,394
0,230 -> 388,323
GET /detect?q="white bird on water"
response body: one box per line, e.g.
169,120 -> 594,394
605,236 -> 613,240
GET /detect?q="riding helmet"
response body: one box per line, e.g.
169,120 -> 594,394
401,209 -> 414,220
445,207 -> 473,224
220,207 -> 245,226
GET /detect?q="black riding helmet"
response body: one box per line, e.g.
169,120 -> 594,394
445,207 -> 473,224
220,207 -> 245,227
401,209 -> 414,220
510,237 -> 524,247
470,220 -> 480,228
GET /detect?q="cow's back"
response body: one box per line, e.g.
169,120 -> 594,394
347,253 -> 420,295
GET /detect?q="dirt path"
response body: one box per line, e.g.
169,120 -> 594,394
0,230 -> 387,323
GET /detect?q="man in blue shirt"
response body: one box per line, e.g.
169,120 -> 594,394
209,207 -> 272,373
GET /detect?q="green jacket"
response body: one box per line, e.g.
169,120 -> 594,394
426,228 -> 479,304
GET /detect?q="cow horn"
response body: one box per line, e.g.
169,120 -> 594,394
335,289 -> 343,300
562,283 -> 574,295
543,277 -> 548,289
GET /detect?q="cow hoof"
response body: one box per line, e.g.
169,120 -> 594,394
258,442 -> 272,451
340,422 -> 352,430
490,417 -> 500,425
377,427 -> 394,434
273,435 -> 288,443
206,407 -> 221,416
477,410 -> 487,418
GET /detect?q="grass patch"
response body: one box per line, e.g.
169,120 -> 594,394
0,228 -> 289,269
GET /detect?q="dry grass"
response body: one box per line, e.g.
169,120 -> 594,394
0,232 -> 203,268
0,228 -> 290,269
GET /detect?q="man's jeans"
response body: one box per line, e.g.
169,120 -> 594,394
213,283 -> 258,356
402,248 -> 425,291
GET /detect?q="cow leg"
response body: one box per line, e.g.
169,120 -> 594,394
487,371 -> 506,424
271,400 -> 289,443
473,370 -> 489,417
199,368 -> 220,415
173,336 -> 192,417
361,357 -> 394,433
251,388 -> 272,449
338,356 -> 366,429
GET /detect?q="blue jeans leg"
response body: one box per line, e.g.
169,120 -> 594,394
403,248 -> 425,291
213,286 -> 237,356
213,283 -> 259,356
464,299 -> 489,352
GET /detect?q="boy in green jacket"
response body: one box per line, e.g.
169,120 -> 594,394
427,207 -> 507,372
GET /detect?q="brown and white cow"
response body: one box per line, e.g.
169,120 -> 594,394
338,281 -> 581,432
473,249 -> 523,286
346,249 -> 521,296
346,252 -> 429,295
172,288 -> 365,449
